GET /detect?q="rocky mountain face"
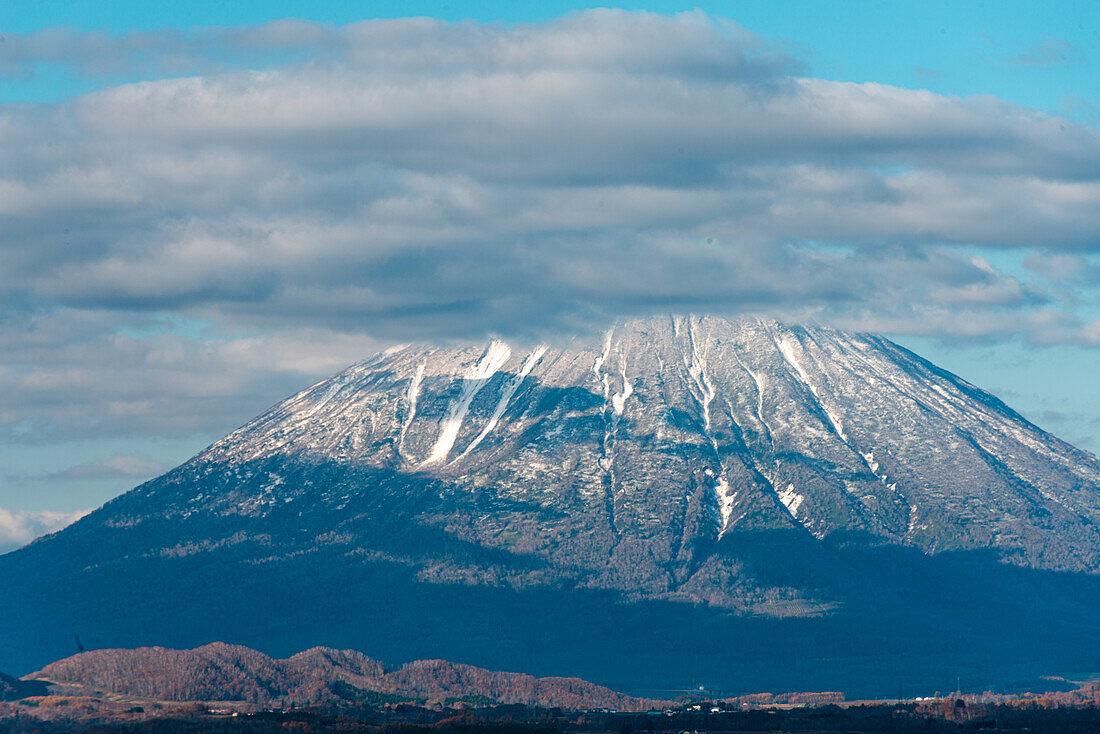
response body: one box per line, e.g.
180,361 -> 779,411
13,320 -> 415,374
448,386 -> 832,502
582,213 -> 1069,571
29,642 -> 657,709
2,316 -> 1099,697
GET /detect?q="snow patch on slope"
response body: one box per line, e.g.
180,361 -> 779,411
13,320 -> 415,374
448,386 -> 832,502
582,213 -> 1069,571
611,363 -> 633,418
715,476 -> 736,536
778,484 -> 804,518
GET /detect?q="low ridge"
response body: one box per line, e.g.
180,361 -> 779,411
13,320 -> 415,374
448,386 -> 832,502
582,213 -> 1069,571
29,643 -> 659,709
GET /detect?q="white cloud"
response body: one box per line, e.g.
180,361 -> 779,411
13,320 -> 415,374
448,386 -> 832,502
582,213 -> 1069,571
1080,318 -> 1100,347
0,313 -> 385,441
0,507 -> 90,555
52,454 -> 166,480
0,10 -> 1098,445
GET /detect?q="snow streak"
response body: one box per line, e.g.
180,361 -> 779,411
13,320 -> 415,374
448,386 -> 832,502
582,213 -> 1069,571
592,329 -> 614,384
778,333 -> 913,529
593,329 -> 635,535
423,341 -> 511,465
732,350 -> 770,441
777,336 -> 848,442
683,318 -> 716,432
680,317 -> 734,536
456,345 -> 547,461
397,363 -> 425,463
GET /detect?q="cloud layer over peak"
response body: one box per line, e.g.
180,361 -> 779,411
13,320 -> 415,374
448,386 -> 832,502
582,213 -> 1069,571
1,10 -> 1099,453
0,507 -> 90,554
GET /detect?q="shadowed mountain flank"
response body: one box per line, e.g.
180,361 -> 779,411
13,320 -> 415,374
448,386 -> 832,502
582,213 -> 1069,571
1,670 -> 48,701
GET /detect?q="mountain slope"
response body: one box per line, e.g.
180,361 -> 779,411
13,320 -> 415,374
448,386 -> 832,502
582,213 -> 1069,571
140,315 -> 1100,580
2,316 -> 1099,696
29,642 -> 656,709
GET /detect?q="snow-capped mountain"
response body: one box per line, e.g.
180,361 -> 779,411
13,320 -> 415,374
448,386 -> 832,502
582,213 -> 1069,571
180,315 -> 1100,578
3,316 -> 1099,696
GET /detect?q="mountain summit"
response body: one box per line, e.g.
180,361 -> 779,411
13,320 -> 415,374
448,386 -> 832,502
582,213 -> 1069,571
202,315 -> 1100,577
3,316 -> 1099,696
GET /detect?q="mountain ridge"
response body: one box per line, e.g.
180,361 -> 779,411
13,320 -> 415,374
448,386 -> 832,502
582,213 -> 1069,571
27,642 -> 661,710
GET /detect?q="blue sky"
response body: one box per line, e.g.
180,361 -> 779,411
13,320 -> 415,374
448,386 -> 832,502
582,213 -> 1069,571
1,1 -> 1098,550
5,1 -> 1099,117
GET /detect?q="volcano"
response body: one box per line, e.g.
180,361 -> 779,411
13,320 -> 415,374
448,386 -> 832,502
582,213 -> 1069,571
3,316 -> 1099,697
